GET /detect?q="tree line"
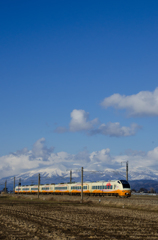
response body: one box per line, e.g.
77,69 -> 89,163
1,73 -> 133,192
131,187 -> 156,193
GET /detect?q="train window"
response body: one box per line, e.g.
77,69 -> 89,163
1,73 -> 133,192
114,185 -> 116,189
42,187 -> 49,190
31,188 -> 38,191
122,183 -> 130,188
22,188 -> 29,191
55,187 -> 67,190
71,186 -> 81,190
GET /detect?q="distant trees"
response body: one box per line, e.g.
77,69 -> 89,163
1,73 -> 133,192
2,187 -> 8,193
149,187 -> 156,193
137,187 -> 156,193
139,188 -> 148,193
131,189 -> 136,192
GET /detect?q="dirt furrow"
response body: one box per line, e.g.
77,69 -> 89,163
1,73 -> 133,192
0,198 -> 158,239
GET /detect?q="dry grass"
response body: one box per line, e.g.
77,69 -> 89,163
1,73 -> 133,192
3,193 -> 158,212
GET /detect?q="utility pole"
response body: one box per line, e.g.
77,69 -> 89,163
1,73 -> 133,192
38,173 -> 40,199
126,161 -> 128,182
81,167 -> 83,203
18,178 -> 21,194
13,177 -> 15,194
5,180 -> 7,194
19,178 -> 21,186
70,170 -> 72,183
121,161 -> 129,182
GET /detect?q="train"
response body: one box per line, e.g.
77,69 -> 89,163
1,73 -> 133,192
15,179 -> 131,197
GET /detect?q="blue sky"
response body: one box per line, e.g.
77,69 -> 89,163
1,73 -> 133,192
0,0 -> 158,168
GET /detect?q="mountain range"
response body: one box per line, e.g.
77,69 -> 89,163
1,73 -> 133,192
1,165 -> 158,192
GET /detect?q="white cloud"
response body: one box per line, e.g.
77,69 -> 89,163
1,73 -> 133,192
147,146 -> 158,160
55,109 -> 141,137
30,138 -> 54,161
90,122 -> 141,137
101,87 -> 158,116
69,109 -> 98,132
0,138 -> 158,179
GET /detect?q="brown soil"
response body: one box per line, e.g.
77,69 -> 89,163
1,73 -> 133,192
0,195 -> 158,239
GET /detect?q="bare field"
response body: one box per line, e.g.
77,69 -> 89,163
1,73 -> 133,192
0,195 -> 158,239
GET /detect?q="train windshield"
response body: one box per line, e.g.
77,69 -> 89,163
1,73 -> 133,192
120,180 -> 130,189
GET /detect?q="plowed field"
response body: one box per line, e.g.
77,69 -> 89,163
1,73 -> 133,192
0,195 -> 158,239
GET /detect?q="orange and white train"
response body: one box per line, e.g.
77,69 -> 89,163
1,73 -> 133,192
15,179 -> 131,197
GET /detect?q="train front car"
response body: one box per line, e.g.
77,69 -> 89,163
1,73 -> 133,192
118,180 -> 131,197
15,186 -> 22,194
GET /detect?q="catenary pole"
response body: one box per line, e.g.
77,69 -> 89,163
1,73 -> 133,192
81,167 -> 83,203
126,161 -> 128,181
5,180 -> 6,193
38,173 -> 40,199
70,170 -> 72,183
13,177 -> 15,194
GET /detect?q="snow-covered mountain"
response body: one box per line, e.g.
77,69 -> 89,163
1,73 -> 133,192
2,165 -> 158,191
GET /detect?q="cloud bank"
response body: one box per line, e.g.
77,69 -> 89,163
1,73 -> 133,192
90,122 -> 141,137
101,87 -> 158,117
0,138 -> 158,178
55,109 -> 141,137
